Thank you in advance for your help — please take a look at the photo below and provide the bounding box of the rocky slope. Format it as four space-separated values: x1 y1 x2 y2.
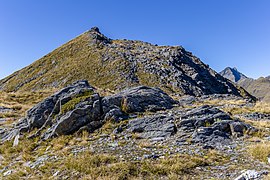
0 27 250 98
1 28 269 179
0 80 269 179
220 67 270 102
0 80 254 144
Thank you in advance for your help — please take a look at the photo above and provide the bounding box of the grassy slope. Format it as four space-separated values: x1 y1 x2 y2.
0 32 138 93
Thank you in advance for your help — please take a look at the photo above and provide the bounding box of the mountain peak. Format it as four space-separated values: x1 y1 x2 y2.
90 26 100 33
220 67 248 83
0 29 252 99
87 26 111 45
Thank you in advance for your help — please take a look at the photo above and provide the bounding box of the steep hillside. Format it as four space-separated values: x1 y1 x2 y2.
0 27 250 98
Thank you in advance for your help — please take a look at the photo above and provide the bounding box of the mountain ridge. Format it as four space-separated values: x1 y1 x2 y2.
220 67 270 102
0 27 252 99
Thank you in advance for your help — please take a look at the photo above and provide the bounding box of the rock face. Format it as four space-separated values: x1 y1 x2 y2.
27 80 95 130
174 105 256 145
0 27 251 99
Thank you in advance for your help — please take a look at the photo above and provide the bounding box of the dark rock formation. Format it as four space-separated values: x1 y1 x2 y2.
27 80 95 129
177 105 232 131
0 80 256 149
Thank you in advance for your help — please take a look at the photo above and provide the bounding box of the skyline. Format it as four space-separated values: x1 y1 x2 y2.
1 0 270 79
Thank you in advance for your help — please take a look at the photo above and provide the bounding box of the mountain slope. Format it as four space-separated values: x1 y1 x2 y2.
220 67 270 101
0 27 251 98
238 77 270 101
219 67 248 83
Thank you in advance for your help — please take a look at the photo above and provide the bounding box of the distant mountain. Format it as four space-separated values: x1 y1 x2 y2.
239 77 270 102
220 67 270 102
219 67 248 83
0 27 251 98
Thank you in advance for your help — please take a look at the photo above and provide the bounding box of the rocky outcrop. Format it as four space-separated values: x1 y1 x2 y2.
0 81 177 142
0 81 256 148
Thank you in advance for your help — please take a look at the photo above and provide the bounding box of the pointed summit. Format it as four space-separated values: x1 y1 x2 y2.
87 26 111 45
90 26 100 33
0 28 252 99
220 67 248 83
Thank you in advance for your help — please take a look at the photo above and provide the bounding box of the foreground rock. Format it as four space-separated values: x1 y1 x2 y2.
234 170 268 180
102 86 177 114
0 81 177 141
0 80 257 150
128 115 177 139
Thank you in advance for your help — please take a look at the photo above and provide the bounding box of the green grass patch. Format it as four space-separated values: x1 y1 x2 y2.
60 90 94 114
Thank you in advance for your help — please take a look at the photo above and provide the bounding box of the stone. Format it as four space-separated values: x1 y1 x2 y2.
0 106 13 113
103 107 127 122
234 170 267 180
127 115 176 139
3 170 12 177
102 86 176 114
42 95 102 139
230 121 254 137
27 80 94 129
13 134 19 147
178 105 232 130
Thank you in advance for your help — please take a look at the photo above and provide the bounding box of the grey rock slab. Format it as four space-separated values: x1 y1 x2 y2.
234 170 267 180
127 115 176 139
102 86 177 114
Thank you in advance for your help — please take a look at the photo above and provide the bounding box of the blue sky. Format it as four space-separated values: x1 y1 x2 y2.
0 0 269 79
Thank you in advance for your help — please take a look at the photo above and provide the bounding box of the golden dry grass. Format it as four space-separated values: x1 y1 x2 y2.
221 101 270 115
247 141 270 163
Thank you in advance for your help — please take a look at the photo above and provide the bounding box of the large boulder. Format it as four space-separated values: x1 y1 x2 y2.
127 115 177 140
42 93 102 139
27 80 94 129
102 86 177 115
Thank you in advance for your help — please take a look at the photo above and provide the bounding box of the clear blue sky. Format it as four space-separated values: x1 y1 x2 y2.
1 0 270 79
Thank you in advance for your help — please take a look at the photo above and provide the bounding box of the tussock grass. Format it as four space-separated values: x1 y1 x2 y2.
222 102 270 115
247 141 270 163
199 99 247 106
62 151 214 179
0 91 54 126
